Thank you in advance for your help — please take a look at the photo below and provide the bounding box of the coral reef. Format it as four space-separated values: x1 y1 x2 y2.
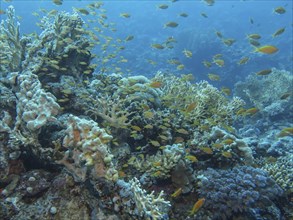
0 5 291 220
0 5 93 80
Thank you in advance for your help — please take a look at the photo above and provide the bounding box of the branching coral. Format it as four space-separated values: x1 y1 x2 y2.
129 177 171 219
129 144 185 179
23 11 94 78
1 6 93 80
85 94 134 128
154 71 245 126
262 154 293 194
0 6 23 73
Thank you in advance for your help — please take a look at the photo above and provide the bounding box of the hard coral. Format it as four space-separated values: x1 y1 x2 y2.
129 177 171 220
262 154 293 194
154 72 244 126
129 144 185 179
61 115 118 182
235 68 293 119
196 166 283 219
0 6 23 73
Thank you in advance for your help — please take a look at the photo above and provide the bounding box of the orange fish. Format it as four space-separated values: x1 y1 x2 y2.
245 107 259 115
253 45 278 54
186 102 197 112
190 198 205 215
149 81 162 88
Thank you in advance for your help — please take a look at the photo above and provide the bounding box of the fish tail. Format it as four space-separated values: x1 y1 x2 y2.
251 46 258 53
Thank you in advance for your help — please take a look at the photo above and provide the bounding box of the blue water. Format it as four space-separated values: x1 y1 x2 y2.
1 0 292 87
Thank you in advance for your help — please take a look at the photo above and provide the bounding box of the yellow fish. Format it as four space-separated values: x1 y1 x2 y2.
222 38 236 46
185 155 198 163
202 60 212 68
120 13 131 18
149 81 162 88
183 49 192 58
222 151 232 158
179 13 188 17
238 57 250 65
245 107 259 115
274 6 286 14
52 0 63 5
246 34 261 39
171 188 183 198
201 12 208 18
151 44 165 49
157 4 169 9
272 27 285 38
208 73 220 81
221 87 231 96
186 102 197 112
256 69 272 76
213 59 225 67
164 21 179 28
277 127 293 137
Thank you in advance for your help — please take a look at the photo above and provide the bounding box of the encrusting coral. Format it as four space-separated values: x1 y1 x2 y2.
60 115 118 182
0 70 60 160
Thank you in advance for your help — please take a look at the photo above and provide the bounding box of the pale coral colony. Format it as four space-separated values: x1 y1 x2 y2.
0 3 292 220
